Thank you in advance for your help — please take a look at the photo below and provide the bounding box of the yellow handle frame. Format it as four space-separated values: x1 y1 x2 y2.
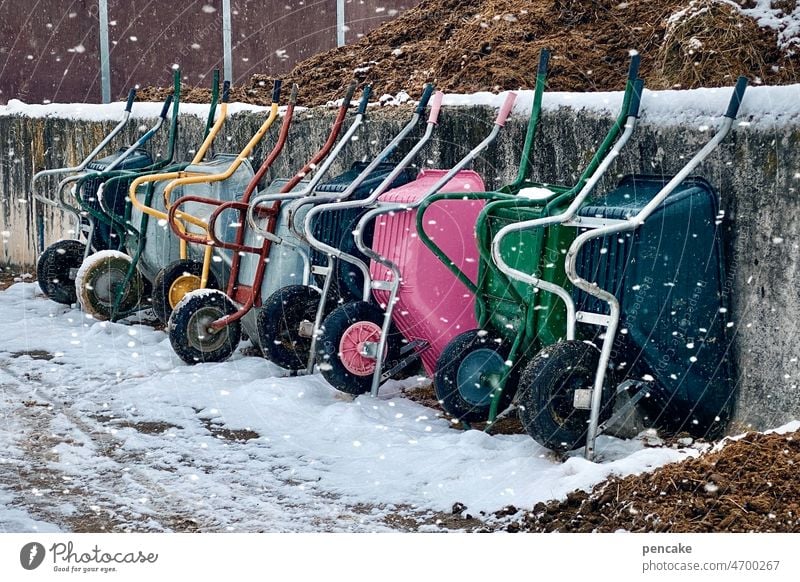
167 102 280 265
128 100 230 230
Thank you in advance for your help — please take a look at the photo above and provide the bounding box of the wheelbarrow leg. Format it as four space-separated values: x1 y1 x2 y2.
306 254 337 374
83 215 97 260
369 272 400 397
584 297 621 460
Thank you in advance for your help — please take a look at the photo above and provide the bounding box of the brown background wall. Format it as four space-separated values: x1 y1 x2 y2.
0 0 418 104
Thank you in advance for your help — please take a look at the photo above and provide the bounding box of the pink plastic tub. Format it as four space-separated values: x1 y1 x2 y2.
370 169 486 375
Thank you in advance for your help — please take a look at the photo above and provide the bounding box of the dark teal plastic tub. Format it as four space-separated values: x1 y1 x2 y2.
574 174 735 434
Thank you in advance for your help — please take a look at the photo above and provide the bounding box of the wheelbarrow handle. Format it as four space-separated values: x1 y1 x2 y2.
495 92 517 127
726 76 748 119
272 79 283 104
428 91 444 125
415 83 435 115
538 48 550 76
357 85 372 115
289 83 299 105
628 79 645 118
159 93 174 119
222 80 231 103
125 88 137 112
627 52 641 81
343 80 358 105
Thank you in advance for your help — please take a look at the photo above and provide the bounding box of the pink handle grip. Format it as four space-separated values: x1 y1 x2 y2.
495 92 517 126
428 91 444 125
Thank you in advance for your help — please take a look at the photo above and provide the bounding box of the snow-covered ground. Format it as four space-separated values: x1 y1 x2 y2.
0 281 707 532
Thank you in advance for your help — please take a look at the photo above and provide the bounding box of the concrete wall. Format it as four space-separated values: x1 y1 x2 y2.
0 105 798 432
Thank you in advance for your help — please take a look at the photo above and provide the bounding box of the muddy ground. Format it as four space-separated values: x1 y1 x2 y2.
478 429 800 532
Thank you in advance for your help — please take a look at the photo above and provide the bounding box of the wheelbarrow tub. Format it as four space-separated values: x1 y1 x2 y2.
370 169 486 376
574 174 734 434
84 148 153 251
309 162 413 302
239 177 308 304
477 188 573 350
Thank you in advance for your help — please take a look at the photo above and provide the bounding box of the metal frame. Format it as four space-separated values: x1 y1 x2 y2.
31 88 137 253
164 80 283 289
65 91 175 260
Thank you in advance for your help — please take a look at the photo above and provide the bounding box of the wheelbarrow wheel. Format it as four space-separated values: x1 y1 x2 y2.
433 329 516 423
517 340 615 452
316 301 403 395
76 251 144 321
152 259 219 325
36 239 86 305
168 289 241 365
259 285 332 371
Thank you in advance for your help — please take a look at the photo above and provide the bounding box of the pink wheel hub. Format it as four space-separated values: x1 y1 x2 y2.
338 321 385 376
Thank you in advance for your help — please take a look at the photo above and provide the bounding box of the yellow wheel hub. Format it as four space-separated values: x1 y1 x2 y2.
169 274 202 309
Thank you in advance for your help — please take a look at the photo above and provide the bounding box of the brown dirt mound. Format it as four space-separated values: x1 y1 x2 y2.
501 429 800 532
139 0 797 107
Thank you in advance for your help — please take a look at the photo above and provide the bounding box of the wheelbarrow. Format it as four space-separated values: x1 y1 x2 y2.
252 84 437 371
69 70 183 260
422 53 643 424
497 77 747 460
31 87 143 304
74 80 280 323
313 91 517 396
145 80 286 323
77 70 221 274
70 72 222 322
164 83 378 364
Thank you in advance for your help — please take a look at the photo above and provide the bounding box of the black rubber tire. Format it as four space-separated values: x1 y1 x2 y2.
517 340 615 452
152 259 220 325
168 290 241 365
316 301 403 395
258 285 333 371
36 239 86 305
433 329 517 423
76 252 144 321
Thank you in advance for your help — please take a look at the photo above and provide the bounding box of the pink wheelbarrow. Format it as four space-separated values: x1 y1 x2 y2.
313 92 518 395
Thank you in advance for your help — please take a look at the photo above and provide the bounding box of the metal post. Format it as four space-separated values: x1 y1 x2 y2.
98 0 111 103
222 0 233 82
336 0 345 46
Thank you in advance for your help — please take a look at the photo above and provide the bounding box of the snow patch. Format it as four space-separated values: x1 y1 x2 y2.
442 82 800 128
0 99 296 122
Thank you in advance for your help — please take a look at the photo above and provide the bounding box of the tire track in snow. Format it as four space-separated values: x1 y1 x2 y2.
0 354 404 532
0 361 206 531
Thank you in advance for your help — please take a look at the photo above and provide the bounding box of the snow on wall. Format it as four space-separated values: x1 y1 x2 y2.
3 82 800 127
